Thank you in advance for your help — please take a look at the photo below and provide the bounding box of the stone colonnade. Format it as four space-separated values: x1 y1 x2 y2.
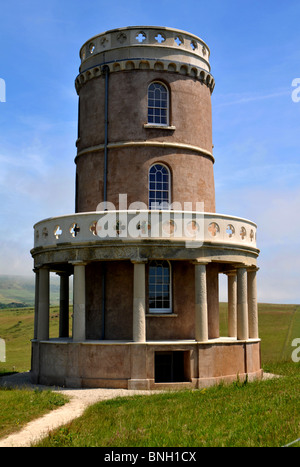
33 261 259 343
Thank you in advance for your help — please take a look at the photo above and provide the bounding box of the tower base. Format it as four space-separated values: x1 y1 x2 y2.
31 338 262 389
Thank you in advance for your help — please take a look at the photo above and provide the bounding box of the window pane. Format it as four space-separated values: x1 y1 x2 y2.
156 171 162 181
149 163 170 210
148 260 171 312
148 82 169 126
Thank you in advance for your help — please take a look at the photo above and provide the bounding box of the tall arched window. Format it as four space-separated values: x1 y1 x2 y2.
148 82 169 126
149 163 171 210
149 260 172 314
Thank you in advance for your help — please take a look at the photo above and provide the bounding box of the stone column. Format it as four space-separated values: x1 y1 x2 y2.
33 268 39 340
194 261 208 342
72 262 86 342
227 271 237 338
57 272 70 338
237 267 249 340
248 268 259 339
132 260 146 342
37 267 50 341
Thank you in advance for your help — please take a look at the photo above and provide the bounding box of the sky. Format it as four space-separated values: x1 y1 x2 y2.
0 0 300 304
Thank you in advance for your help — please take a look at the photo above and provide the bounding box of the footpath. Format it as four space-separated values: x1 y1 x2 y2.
0 372 156 447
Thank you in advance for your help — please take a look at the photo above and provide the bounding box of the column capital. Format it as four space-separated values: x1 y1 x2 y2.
131 257 148 264
247 266 259 272
70 260 88 266
56 271 72 277
224 270 237 277
192 259 209 265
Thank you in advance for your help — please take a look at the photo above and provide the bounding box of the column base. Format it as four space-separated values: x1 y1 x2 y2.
128 379 150 390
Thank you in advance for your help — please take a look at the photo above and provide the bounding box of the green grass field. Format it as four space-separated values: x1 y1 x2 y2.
0 303 299 446
36 362 299 447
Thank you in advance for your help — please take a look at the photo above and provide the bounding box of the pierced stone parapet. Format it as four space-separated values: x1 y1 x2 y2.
75 26 215 94
32 211 257 251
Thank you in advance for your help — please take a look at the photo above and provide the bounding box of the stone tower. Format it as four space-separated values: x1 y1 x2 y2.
31 27 262 389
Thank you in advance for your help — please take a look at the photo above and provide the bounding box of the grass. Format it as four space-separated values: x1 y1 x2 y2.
35 362 299 447
0 302 299 446
0 306 71 439
219 302 300 362
0 388 68 439
0 306 72 373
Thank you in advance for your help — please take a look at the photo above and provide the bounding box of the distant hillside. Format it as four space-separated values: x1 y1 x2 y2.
0 274 61 308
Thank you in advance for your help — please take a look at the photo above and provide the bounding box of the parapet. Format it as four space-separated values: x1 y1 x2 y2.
76 26 215 93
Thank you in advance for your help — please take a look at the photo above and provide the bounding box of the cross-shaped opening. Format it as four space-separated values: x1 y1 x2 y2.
155 33 165 44
137 221 151 235
174 36 183 46
240 227 246 240
226 224 235 238
187 220 199 237
54 226 62 239
136 32 146 43
70 223 80 237
162 219 176 235
114 221 126 235
89 221 98 236
208 222 219 237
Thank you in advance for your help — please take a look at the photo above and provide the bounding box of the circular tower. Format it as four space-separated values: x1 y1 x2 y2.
31 27 261 389
75 26 215 213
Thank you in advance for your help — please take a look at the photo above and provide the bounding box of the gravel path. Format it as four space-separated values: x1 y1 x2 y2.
0 372 157 447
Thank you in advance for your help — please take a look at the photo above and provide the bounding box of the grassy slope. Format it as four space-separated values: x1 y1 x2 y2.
0 303 299 446
36 362 300 447
0 275 61 306
0 306 71 372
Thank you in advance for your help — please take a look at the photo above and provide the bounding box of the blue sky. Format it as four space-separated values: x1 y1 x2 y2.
0 0 300 303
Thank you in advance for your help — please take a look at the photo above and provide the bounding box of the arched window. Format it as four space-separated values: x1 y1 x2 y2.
149 260 172 313
149 163 171 210
148 82 169 126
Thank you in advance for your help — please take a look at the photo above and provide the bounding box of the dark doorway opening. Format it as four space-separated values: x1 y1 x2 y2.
154 351 190 383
